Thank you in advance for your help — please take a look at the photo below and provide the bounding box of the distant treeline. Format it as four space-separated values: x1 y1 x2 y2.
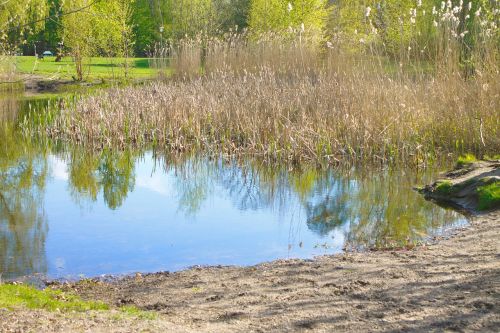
2 1 497 56
1 0 498 81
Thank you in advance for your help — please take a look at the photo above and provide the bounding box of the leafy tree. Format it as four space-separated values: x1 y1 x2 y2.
168 0 217 38
93 0 135 76
61 0 135 80
131 0 160 55
19 0 62 56
213 0 251 31
130 0 251 55
44 0 63 52
248 0 287 33
0 0 48 54
60 0 96 80
248 0 329 39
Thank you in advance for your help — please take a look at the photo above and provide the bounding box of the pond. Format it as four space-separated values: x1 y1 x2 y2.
1 96 468 280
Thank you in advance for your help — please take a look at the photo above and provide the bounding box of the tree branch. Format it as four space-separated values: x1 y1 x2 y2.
5 0 102 32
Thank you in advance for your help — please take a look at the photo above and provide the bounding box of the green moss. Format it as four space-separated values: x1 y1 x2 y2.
0 284 109 312
477 181 500 210
456 153 477 168
435 180 455 195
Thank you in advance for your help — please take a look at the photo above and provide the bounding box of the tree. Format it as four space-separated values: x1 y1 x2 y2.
130 0 251 55
44 0 63 52
131 0 160 56
212 0 251 32
329 0 417 56
168 0 217 38
248 0 287 33
24 0 63 55
94 0 135 77
0 0 48 54
61 0 135 80
248 0 329 39
60 0 96 80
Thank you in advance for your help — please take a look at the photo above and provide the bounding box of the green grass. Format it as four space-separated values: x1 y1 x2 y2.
119 305 157 320
14 56 159 80
456 154 477 168
435 180 455 195
0 283 156 319
483 154 500 161
0 284 108 312
477 181 500 211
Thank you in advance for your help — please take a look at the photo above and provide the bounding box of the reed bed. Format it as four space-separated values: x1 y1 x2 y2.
26 50 498 166
24 2 500 166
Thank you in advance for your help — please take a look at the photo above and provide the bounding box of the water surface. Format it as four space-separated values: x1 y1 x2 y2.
0 96 468 280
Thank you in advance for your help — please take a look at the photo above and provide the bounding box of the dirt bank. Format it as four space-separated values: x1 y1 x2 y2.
0 209 497 332
21 74 147 95
419 160 499 211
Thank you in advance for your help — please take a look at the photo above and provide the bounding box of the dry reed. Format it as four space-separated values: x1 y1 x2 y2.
27 50 498 166
24 6 500 166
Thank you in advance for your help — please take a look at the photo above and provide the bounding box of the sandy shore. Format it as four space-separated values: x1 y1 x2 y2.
1 208 498 332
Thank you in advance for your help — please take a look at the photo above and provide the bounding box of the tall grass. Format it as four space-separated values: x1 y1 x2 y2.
0 55 24 92
24 4 499 166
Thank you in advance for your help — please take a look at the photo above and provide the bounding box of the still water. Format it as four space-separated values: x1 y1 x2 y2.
1 97 467 280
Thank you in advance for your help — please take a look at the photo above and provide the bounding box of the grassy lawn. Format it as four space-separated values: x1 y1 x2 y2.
14 56 160 80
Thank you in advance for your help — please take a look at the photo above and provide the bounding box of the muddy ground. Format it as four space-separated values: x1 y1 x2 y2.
1 163 499 333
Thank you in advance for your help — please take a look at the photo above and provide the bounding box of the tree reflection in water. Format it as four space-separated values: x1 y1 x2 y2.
300 168 462 249
67 148 135 210
152 156 464 248
0 97 48 279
